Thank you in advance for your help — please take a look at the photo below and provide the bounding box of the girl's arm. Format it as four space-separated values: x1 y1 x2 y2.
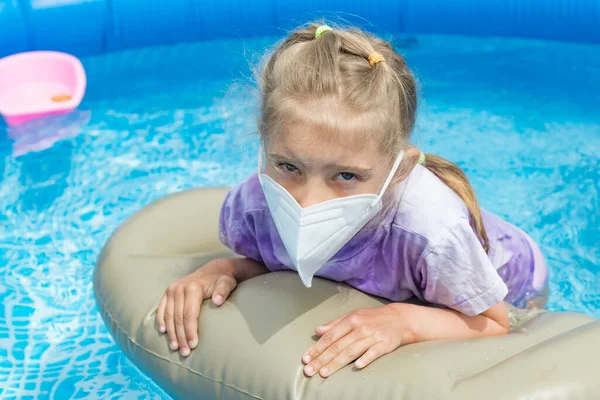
225 257 271 283
399 301 509 344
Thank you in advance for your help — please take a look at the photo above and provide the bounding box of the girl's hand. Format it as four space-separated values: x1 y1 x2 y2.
301 304 416 378
301 301 509 378
155 258 238 357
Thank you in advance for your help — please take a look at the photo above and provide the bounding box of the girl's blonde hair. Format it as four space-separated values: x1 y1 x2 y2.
257 22 490 252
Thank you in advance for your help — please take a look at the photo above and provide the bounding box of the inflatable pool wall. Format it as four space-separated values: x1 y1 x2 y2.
1 0 599 58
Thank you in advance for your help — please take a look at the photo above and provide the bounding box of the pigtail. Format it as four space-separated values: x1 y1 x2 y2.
421 154 490 253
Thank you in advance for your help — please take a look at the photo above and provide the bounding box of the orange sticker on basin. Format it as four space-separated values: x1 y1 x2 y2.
51 94 72 102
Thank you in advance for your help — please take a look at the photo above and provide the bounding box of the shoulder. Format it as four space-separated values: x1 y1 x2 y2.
224 173 268 212
220 173 269 236
391 165 472 248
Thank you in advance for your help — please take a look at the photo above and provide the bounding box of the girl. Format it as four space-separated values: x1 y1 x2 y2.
155 23 548 378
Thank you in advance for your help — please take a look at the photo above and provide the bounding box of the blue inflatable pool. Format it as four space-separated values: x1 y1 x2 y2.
1 0 599 58
2 2 599 399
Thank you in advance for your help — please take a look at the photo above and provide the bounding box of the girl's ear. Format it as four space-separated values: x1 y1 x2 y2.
390 146 420 186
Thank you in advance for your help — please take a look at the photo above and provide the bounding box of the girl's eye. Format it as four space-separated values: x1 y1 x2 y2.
337 172 357 181
278 162 299 173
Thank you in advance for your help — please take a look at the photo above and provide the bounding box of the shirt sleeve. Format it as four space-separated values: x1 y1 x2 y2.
218 184 264 264
420 217 508 316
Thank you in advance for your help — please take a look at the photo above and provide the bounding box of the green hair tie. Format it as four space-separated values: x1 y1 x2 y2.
418 151 426 165
315 25 333 39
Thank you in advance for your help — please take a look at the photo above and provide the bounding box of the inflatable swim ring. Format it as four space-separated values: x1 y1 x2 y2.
94 187 600 399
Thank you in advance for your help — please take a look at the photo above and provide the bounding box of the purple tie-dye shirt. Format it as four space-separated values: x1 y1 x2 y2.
219 165 547 316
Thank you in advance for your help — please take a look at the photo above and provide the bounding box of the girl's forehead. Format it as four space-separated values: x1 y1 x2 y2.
274 96 389 143
264 96 396 168
267 119 383 170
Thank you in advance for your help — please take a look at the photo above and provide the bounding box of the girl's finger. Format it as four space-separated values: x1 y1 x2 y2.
164 291 178 351
355 342 390 369
211 275 237 306
302 316 352 365
304 331 364 377
315 313 348 336
320 336 376 378
174 286 190 356
155 293 167 333
183 283 203 350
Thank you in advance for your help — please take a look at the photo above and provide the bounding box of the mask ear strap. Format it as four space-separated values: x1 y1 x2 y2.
257 146 264 174
378 150 405 197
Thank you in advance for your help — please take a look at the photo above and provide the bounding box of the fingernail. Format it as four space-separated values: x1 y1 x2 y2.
170 341 178 350
355 360 364 368
189 339 198 349
180 347 190 357
305 365 314 376
214 295 223 304
320 368 328 377
302 354 311 363
159 325 165 333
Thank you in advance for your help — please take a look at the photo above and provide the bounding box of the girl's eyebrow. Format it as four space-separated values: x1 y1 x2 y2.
324 163 373 175
268 153 305 167
268 153 373 175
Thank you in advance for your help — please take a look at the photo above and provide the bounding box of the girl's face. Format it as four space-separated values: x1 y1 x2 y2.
264 118 400 208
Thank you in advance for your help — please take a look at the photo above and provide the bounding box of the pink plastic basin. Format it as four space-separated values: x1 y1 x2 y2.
0 51 86 126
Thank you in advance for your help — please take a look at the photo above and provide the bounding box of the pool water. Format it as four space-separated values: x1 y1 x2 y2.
0 34 598 398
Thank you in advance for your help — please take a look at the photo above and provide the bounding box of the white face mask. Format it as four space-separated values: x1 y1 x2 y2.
258 148 404 288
